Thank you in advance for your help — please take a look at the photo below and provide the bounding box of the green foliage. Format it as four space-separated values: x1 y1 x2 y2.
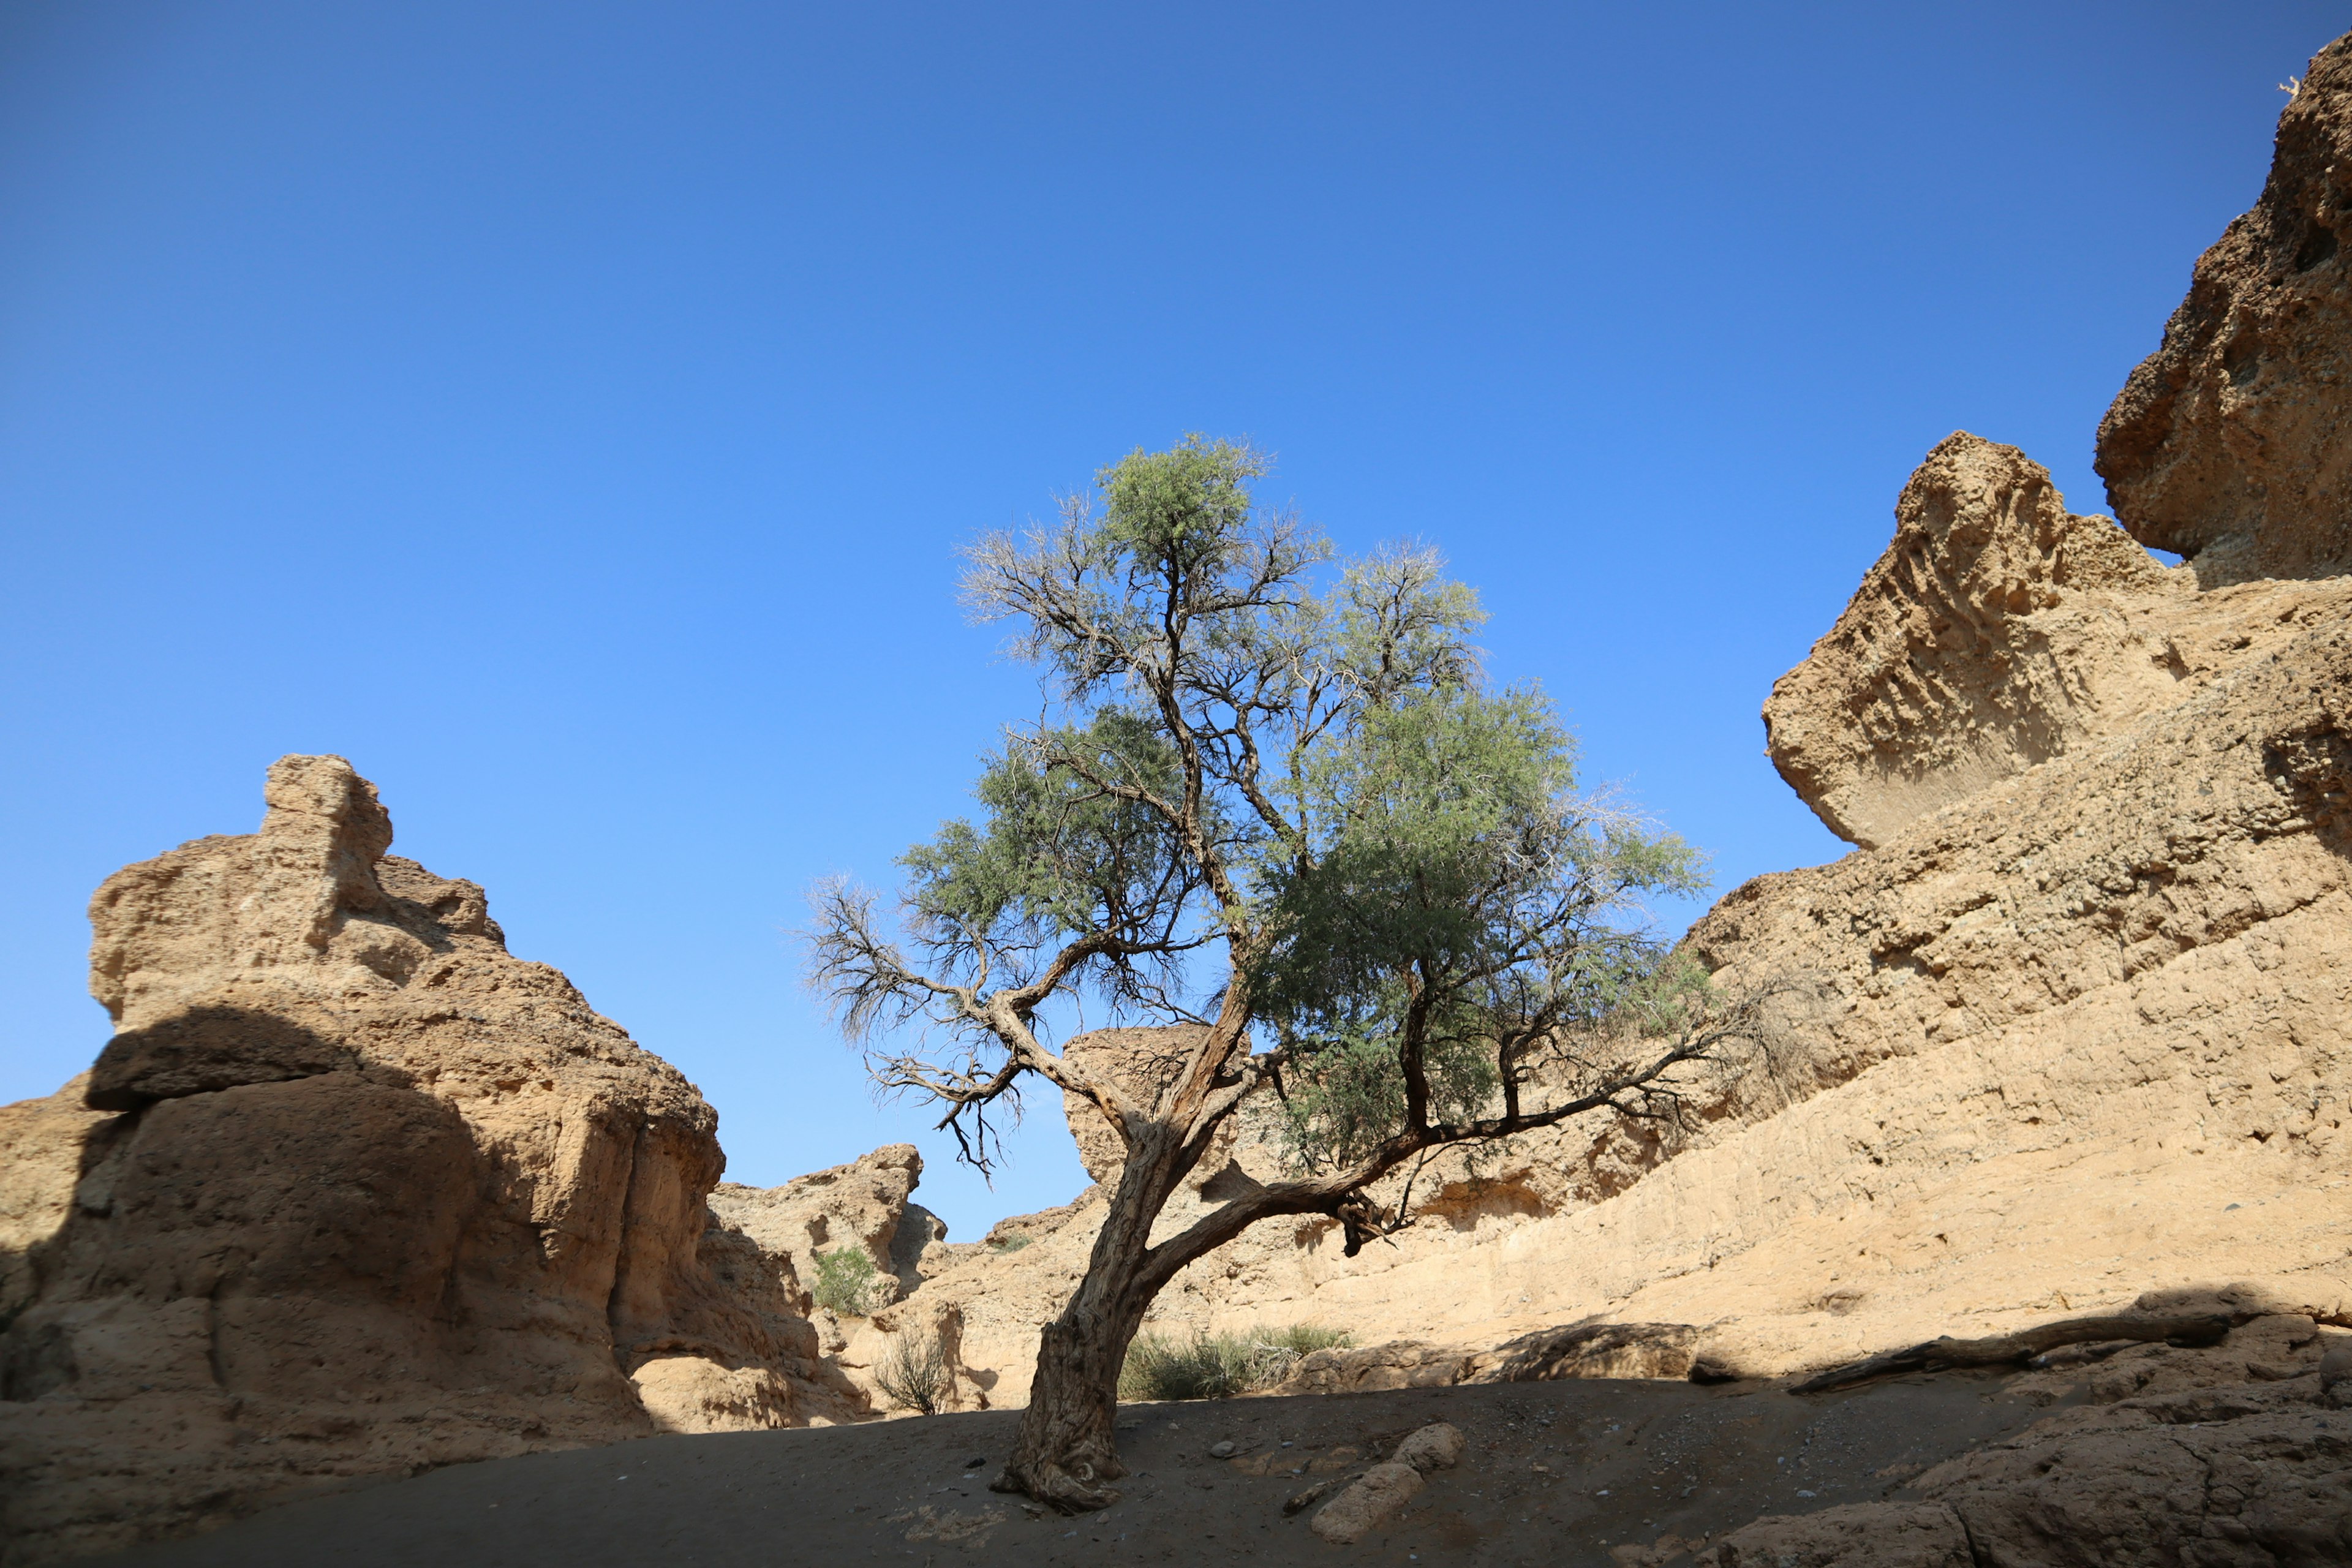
1096 435 1267 561
875 1329 951 1414
1256 679 1708 1171
811 1246 883 1317
987 1233 1035 1253
1117 1324 1356 1402
895 710 1206 1008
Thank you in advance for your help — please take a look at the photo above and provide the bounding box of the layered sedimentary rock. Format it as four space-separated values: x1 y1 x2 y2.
1760 433 2179 849
2098 34 2352 582
0 757 854 1566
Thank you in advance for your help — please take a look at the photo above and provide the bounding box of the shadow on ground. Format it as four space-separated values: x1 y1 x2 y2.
89 1373 2064 1567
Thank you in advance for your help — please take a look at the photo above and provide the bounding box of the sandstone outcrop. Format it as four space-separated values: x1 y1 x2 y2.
2098 34 2352 582
0 756 856 1566
1760 433 2180 849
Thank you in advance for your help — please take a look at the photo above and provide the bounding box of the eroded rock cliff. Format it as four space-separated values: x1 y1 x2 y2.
0 757 856 1566
2098 33 2352 582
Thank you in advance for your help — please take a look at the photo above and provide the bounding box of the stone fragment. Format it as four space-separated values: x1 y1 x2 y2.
1389 1421 1465 1473
1309 1461 1424 1544
1694 1504 1972 1568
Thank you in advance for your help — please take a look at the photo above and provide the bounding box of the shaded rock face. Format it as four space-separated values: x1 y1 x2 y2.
2097 36 2352 582
0 756 848 1566
1694 1315 2352 1568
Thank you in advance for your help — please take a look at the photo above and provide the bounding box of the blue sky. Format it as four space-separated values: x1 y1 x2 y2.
2 2 2339 1238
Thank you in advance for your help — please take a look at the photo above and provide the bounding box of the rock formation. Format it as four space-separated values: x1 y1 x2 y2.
0 756 858 1566
1759 433 2180 849
2098 34 2352 583
1692 1312 2351 1567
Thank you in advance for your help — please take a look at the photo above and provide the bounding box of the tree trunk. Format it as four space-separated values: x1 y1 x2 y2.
990 1129 1176 1511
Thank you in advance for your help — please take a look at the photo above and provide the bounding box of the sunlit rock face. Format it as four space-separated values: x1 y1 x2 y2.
2098 32 2352 584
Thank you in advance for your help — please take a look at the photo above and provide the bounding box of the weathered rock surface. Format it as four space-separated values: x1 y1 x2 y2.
1057 1025 1221 1184
2098 36 2352 582
0 756 856 1566
1694 1316 2352 1568
704 1147 983 1413
708 1144 945 1307
1308 1460 1423 1544
1761 432 2184 849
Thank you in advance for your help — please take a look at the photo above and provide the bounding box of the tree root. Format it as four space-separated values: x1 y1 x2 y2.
990 1460 1122 1512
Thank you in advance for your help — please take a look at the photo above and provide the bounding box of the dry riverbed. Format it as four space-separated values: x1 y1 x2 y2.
92 1373 2065 1567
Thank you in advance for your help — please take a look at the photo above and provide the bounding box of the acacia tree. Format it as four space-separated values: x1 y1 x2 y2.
807 437 1765 1510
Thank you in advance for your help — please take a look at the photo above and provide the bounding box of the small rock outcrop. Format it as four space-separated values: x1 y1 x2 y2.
1057 1024 1216 1183
1761 432 2179 848
0 756 852 1566
708 1144 946 1307
1696 1315 2352 1567
2097 35 2352 582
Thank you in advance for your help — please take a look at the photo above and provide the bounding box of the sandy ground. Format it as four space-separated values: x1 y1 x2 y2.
89 1373 2065 1567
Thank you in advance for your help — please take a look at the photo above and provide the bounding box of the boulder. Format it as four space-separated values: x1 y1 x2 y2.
1695 1504 1973 1568
0 756 853 1566
2098 35 2352 582
1389 1420 1465 1473
1309 1460 1425 1544
1057 1024 1215 1183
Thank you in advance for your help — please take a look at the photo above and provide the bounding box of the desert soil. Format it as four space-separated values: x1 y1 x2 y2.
87 1373 2063 1567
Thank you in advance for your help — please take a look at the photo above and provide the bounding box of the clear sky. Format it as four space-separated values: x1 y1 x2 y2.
2 2 2340 1240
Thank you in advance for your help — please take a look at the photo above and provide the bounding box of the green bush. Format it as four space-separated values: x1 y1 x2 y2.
986 1234 1033 1253
810 1246 882 1317
875 1329 951 1414
1117 1323 1354 1401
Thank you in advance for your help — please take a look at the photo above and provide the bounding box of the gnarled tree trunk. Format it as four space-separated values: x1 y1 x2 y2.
990 1123 1180 1510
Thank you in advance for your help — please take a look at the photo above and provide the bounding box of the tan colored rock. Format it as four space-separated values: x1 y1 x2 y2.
1058 1024 1218 1183
1696 1504 1972 1568
1309 1460 1424 1544
1389 1420 1464 1473
1761 432 2182 848
0 756 853 1565
709 1144 945 1307
2098 35 2352 582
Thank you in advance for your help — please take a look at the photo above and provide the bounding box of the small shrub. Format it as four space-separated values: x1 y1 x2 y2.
987 1234 1033 1253
811 1246 883 1317
875 1329 951 1414
1117 1323 1354 1401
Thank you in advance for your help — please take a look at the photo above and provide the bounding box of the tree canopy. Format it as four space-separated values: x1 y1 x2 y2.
809 434 1711 1185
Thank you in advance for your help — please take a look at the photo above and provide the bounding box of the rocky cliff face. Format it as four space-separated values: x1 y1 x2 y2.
0 757 857 1566
2098 34 2352 582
